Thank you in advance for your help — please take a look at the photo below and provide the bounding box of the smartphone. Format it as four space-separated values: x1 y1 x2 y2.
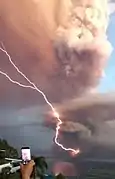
21 147 31 164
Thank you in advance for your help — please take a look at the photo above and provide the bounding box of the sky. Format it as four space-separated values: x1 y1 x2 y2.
98 13 115 92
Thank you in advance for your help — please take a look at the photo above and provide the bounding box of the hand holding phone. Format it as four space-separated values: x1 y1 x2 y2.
20 160 35 179
21 147 31 164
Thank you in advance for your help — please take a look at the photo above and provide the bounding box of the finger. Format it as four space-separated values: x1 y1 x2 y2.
32 160 35 166
29 160 35 166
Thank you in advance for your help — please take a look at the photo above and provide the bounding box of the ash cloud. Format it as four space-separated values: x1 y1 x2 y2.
54 0 112 97
0 0 113 104
0 0 115 164
44 93 115 158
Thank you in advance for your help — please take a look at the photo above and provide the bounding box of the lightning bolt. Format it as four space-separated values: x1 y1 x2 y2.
0 44 80 155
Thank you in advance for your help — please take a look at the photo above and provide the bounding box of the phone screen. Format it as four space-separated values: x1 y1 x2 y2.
21 147 31 164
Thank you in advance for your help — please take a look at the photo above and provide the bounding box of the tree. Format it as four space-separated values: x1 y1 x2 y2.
34 156 48 178
0 139 18 161
0 138 19 179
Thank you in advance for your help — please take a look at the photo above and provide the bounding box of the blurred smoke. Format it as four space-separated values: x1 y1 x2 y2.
54 0 112 98
53 161 77 176
0 0 113 103
109 0 115 14
43 93 115 158
0 0 115 164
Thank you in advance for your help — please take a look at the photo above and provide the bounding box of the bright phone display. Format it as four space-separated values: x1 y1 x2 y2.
21 147 31 164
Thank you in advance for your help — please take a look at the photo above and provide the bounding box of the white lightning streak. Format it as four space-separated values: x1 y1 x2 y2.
0 71 35 89
0 45 80 155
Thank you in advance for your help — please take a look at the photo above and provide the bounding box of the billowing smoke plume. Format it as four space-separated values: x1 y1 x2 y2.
54 0 112 96
0 1 115 174
0 0 113 102
0 0 115 163
43 92 115 158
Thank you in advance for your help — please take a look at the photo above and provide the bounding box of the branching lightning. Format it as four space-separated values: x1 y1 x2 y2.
0 44 80 155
